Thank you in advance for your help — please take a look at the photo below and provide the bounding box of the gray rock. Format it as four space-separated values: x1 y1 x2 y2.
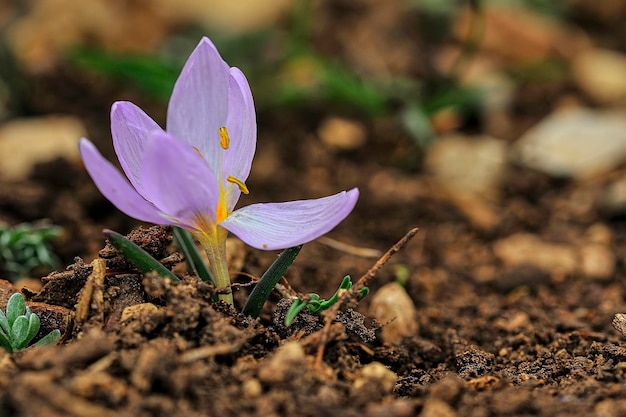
513 108 626 178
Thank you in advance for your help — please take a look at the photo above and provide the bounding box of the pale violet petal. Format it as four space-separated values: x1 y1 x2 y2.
79 139 165 225
139 131 220 228
222 68 257 211
220 189 359 250
167 37 230 177
111 101 163 195
223 68 256 182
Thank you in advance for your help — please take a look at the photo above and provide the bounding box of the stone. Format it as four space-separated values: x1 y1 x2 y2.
257 341 306 383
513 108 626 178
352 362 397 393
0 116 85 181
369 282 418 344
317 117 367 151
425 135 507 230
579 243 615 280
426 135 507 198
573 48 626 105
419 398 458 417
493 233 578 277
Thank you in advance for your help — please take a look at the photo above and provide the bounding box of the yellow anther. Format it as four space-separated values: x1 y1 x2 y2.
227 175 249 194
219 126 230 150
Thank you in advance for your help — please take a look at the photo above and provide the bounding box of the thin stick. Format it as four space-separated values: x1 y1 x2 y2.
317 236 382 258
313 228 419 367
352 227 419 293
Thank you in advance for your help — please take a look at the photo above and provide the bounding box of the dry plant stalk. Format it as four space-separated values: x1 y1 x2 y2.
314 228 419 367
75 259 106 325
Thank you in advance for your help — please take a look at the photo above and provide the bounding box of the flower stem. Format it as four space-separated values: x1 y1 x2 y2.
195 228 233 305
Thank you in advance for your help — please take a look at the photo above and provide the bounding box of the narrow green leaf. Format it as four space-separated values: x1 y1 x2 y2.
359 287 370 300
318 275 352 310
285 298 308 327
103 229 180 282
32 329 61 348
242 245 302 318
6 293 25 326
172 227 215 285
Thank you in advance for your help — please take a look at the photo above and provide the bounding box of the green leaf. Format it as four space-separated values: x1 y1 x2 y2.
172 227 215 285
284 276 370 326
242 245 302 318
17 312 41 350
6 293 25 326
0 309 10 336
103 229 180 282
31 329 61 348
0 328 13 354
11 316 29 350
285 298 308 327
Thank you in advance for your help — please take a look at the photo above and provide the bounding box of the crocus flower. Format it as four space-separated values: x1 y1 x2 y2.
79 37 359 304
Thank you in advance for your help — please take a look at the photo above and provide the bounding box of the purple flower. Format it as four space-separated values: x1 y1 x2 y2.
79 37 358 302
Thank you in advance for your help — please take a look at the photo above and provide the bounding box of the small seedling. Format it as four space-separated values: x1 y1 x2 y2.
0 293 61 354
285 275 369 326
0 222 61 281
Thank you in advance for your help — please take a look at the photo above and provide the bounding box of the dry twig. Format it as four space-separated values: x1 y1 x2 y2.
313 228 419 367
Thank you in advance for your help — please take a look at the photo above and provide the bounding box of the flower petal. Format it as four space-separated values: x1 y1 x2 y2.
111 101 163 195
139 131 220 228
222 68 257 211
220 188 359 250
79 139 164 224
223 68 256 182
167 37 230 176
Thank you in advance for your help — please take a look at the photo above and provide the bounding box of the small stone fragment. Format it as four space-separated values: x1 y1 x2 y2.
369 282 419 344
572 48 626 105
352 362 397 393
318 117 367 151
419 398 458 417
241 378 262 398
257 341 306 383
579 243 615 280
120 303 159 323
426 135 507 198
513 108 626 178
493 233 578 277
0 116 85 181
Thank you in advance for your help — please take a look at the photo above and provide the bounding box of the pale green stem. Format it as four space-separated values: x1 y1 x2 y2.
194 228 233 305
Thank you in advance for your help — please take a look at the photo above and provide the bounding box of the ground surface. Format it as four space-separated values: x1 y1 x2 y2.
2 2 626 416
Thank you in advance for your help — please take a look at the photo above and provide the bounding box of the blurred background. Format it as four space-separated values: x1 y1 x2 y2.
0 0 625 296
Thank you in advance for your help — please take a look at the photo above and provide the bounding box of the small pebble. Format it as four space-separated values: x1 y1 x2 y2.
369 282 419 344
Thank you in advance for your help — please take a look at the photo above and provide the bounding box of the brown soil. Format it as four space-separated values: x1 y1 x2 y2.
2 114 626 416
2 3 626 417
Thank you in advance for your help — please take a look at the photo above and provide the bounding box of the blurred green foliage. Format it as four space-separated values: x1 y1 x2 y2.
66 0 570 150
68 47 180 101
0 222 61 281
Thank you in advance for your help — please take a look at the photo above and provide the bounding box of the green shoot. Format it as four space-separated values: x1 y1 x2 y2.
0 293 61 354
285 275 369 326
